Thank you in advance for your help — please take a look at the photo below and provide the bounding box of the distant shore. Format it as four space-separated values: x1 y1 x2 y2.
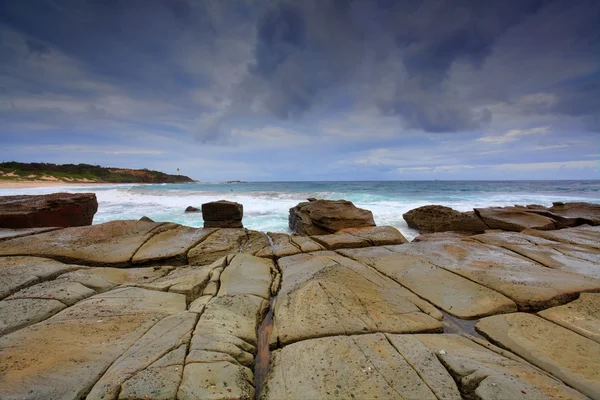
0 180 123 189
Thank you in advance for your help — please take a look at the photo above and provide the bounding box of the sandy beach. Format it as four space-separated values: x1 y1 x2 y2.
0 180 120 189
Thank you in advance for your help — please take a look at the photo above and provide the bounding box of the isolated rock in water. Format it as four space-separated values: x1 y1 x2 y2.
184 206 199 213
403 205 488 233
201 200 243 228
0 193 98 228
289 199 375 235
475 206 556 232
138 215 154 222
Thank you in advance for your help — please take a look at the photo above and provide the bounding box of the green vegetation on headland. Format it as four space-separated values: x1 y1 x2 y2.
0 162 195 184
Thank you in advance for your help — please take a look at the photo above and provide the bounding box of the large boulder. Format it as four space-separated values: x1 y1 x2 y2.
289 199 375 235
0 193 97 228
201 200 243 228
403 205 488 233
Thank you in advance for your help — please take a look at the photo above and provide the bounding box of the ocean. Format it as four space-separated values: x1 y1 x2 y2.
3 180 599 240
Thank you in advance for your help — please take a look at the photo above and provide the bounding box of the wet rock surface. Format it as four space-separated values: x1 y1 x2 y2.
0 219 599 399
0 192 98 228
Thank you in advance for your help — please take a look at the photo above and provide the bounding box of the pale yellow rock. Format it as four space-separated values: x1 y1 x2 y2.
178 361 254 400
217 254 274 300
0 256 84 299
132 225 216 265
274 252 442 345
0 220 176 267
473 231 600 278
524 225 600 250
538 293 600 343
266 232 302 257
0 287 186 400
383 240 600 311
194 294 268 346
7 280 96 306
262 334 444 400
413 333 587 400
188 295 213 313
188 228 246 265
290 234 324 252
310 232 370 249
87 312 197 399
337 225 408 245
0 298 66 336
476 312 600 399
341 246 517 319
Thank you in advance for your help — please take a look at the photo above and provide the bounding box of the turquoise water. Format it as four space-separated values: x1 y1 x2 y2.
3 180 599 240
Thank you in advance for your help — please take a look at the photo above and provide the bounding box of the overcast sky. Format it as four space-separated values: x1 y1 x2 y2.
0 0 598 181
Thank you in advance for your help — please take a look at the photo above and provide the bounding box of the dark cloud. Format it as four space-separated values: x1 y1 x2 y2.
0 0 599 137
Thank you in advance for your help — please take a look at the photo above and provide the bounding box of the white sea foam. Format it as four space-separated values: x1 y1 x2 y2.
2 181 598 241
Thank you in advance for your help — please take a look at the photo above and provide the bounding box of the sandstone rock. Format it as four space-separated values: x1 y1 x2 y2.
274 252 442 345
87 312 197 399
7 280 96 306
263 232 302 258
184 206 200 212
188 333 255 367
0 298 66 336
524 225 600 250
178 361 254 400
476 312 600 399
289 199 375 235
403 205 488 233
412 231 473 242
475 206 557 231
340 246 517 319
187 228 247 265
0 192 98 228
188 294 213 313
337 225 408 245
0 256 83 299
261 333 584 400
290 234 324 252
132 225 216 265
57 265 173 293
411 333 587 400
380 239 600 311
549 202 600 225
0 287 186 400
472 230 600 278
194 294 268 347
310 232 371 249
0 227 61 242
217 254 274 300
202 200 243 228
119 367 182 400
0 220 176 267
538 293 600 343
262 334 444 400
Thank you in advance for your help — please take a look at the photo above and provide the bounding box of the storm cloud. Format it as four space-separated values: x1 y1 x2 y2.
0 0 598 179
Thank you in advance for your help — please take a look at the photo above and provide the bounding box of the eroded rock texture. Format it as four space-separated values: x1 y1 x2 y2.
0 192 98 228
0 220 599 399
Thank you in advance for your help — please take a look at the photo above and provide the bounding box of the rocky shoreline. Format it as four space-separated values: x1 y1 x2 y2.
0 197 599 399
